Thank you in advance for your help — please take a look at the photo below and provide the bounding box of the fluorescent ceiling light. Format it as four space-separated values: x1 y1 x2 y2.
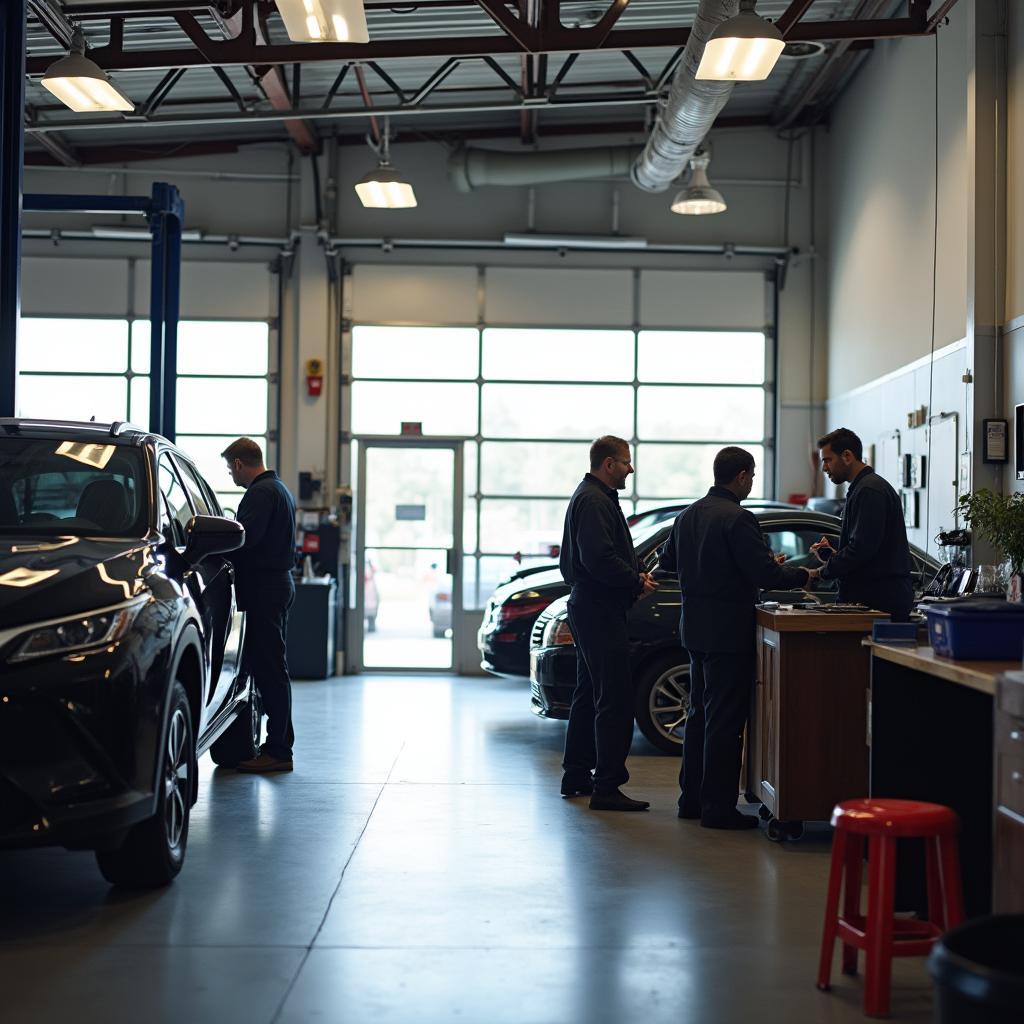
695 0 785 82
503 233 648 250
354 164 417 209
90 225 204 241
41 28 134 112
670 150 727 215
274 0 369 43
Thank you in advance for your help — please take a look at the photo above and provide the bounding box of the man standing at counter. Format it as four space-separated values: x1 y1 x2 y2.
660 447 811 829
813 427 914 620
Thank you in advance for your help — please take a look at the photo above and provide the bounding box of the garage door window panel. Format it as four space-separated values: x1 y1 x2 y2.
638 331 765 384
637 443 766 500
176 378 269 435
176 321 270 376
351 381 479 436
637 386 764 442
482 384 633 440
353 326 479 380
482 329 634 382
18 318 128 373
480 441 591 496
17 374 129 423
479 498 566 554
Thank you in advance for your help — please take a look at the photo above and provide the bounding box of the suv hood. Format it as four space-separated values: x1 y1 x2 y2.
0 535 156 628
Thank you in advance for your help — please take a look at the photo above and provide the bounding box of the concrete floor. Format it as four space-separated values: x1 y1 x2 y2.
0 674 934 1024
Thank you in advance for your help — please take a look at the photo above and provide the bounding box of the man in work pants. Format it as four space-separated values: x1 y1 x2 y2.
559 435 657 812
222 436 298 773
659 446 812 829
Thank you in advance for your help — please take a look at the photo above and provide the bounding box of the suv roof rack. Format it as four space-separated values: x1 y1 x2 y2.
0 418 152 442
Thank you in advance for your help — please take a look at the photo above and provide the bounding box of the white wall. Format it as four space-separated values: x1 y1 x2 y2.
825 7 970 396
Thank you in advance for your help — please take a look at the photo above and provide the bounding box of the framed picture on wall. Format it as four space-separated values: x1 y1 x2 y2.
902 489 919 528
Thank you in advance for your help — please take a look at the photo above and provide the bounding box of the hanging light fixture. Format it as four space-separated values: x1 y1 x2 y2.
40 27 134 112
695 0 785 82
274 0 369 43
354 127 417 209
670 149 727 215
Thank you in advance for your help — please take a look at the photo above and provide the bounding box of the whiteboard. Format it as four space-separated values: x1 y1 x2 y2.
925 415 959 557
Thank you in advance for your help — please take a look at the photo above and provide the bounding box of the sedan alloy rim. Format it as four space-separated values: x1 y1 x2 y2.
649 665 690 744
164 707 189 852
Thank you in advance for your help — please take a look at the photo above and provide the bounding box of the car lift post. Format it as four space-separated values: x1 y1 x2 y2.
0 0 26 421
10 183 185 441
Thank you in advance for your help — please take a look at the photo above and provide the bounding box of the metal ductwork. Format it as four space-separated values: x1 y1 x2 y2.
630 0 739 193
448 145 642 192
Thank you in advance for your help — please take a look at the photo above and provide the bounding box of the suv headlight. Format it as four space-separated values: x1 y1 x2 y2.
541 613 574 647
8 599 146 663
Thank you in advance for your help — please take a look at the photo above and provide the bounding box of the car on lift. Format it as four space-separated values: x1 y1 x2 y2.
0 419 260 887
528 510 941 754
477 501 802 679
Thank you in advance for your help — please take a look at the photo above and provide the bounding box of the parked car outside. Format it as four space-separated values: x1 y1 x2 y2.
478 501 802 679
364 558 379 632
528 509 941 754
0 419 259 887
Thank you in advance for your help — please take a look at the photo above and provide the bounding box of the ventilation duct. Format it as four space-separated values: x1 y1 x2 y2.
448 145 642 192
630 0 739 193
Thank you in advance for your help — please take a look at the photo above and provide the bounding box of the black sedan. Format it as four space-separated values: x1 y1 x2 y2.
528 509 940 754
0 419 260 886
478 501 802 679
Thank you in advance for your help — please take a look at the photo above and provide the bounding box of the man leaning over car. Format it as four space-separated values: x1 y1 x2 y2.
222 437 298 773
659 447 813 829
559 435 658 812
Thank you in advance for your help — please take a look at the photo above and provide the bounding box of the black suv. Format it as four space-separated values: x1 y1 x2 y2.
0 419 261 886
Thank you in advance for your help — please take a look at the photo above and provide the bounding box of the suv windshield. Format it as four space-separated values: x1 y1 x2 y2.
0 438 149 537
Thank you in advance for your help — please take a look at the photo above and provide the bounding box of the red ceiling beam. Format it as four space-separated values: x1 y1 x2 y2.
775 0 818 38
24 18 936 74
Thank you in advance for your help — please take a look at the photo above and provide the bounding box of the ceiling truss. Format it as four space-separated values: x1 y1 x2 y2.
23 0 956 158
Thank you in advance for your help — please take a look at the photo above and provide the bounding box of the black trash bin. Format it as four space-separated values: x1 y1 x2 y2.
927 914 1024 1024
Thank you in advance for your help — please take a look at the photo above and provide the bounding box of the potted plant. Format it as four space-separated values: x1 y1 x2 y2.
957 489 1024 601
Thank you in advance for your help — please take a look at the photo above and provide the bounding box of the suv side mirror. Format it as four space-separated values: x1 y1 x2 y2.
184 515 244 566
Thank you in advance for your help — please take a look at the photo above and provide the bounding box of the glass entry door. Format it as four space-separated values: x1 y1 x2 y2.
355 439 463 670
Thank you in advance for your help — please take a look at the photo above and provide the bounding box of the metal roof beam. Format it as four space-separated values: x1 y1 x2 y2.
25 14 939 74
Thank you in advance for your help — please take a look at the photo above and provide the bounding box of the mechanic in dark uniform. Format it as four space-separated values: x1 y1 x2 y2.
221 437 298 773
812 427 914 620
659 447 812 829
559 435 657 812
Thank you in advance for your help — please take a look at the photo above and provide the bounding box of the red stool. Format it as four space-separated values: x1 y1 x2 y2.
816 798 964 1018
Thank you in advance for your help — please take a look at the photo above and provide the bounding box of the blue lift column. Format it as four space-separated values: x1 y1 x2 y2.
0 0 26 417
147 183 185 442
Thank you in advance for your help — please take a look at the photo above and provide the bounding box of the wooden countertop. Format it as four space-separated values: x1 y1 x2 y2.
756 607 886 633
866 641 1018 696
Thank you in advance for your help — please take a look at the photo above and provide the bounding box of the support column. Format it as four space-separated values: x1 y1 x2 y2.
147 183 184 440
0 0 26 417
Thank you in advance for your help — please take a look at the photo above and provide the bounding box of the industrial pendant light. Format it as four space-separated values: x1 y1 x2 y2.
695 0 785 82
354 128 417 209
41 27 134 112
670 149 727 215
274 0 369 43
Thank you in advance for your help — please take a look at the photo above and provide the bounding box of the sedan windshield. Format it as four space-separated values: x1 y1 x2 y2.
0 438 149 537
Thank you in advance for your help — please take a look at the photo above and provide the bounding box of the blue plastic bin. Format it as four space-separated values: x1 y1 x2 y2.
926 600 1024 660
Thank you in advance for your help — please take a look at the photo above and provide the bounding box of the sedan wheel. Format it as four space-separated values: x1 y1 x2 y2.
634 653 690 755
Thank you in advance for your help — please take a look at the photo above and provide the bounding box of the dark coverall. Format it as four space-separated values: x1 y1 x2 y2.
559 473 644 795
818 466 914 619
229 470 297 760
659 487 807 820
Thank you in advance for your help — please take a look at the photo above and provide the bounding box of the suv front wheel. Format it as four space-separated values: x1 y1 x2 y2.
96 681 193 887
